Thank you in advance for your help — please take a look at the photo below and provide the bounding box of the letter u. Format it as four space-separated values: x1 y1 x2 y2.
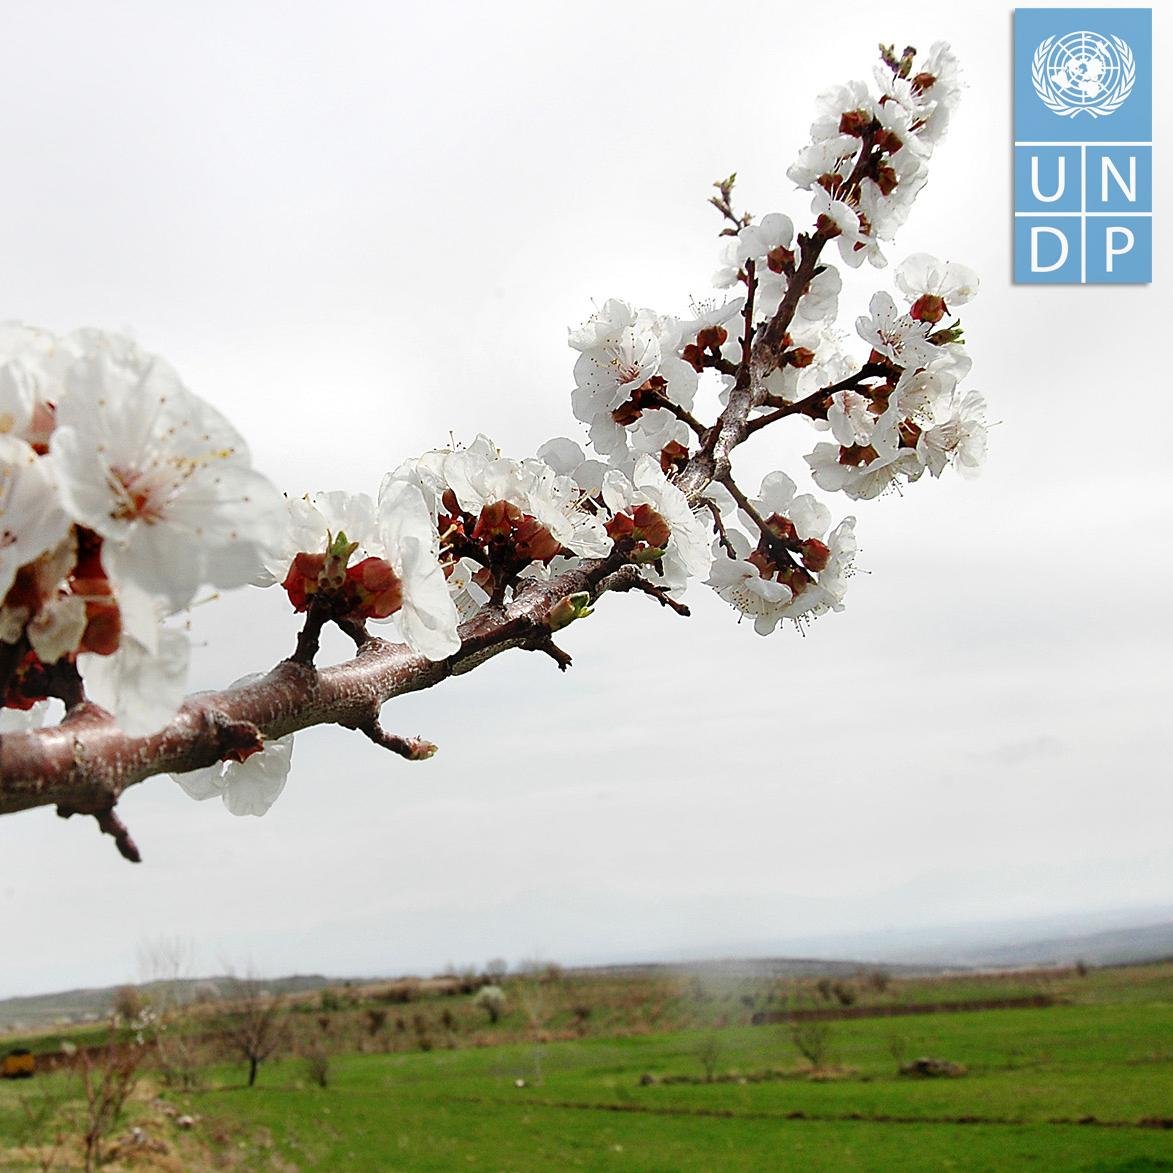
1030 155 1066 203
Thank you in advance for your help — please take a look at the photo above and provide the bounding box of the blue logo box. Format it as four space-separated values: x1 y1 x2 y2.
1014 8 1152 284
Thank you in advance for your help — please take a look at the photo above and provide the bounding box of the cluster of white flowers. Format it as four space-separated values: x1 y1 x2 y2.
261 482 461 661
788 42 962 269
0 325 284 737
568 300 701 460
706 473 857 635
561 44 982 635
806 252 985 500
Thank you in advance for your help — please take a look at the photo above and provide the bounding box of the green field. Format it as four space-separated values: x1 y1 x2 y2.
2 963 1171 1170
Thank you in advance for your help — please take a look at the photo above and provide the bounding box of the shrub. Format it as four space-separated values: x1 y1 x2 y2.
474 985 506 1024
302 1044 330 1088
831 982 857 1007
696 1034 724 1082
790 1020 833 1068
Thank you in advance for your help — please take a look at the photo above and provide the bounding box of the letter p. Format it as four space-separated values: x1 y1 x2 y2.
1105 227 1135 273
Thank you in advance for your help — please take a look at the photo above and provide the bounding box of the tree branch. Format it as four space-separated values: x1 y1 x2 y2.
0 551 629 820
0 193 837 847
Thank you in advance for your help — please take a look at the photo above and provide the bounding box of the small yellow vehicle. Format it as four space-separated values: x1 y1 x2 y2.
1 1048 36 1078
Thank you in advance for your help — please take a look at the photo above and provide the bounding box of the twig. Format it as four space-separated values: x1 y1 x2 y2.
528 636 574 671
56 802 142 864
290 601 330 665
701 498 738 559
601 568 692 617
358 720 438 761
720 476 771 537
746 362 888 435
738 258 757 387
654 397 708 439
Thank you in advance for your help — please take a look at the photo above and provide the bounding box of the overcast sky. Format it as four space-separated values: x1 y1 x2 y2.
1 0 1169 998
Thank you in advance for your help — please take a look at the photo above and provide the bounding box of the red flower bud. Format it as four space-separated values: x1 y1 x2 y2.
282 551 326 612
763 513 798 544
839 109 873 137
800 538 831 573
766 245 795 275
696 325 728 351
660 440 689 475
513 516 562 565
681 343 705 373
909 294 947 323
346 557 404 620
79 597 121 655
472 500 523 543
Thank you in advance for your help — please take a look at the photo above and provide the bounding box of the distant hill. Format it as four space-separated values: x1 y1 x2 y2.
0 973 339 1036
941 921 1173 969
4 916 1170 1038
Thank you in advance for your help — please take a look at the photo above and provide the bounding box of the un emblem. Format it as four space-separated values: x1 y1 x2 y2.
1031 31 1136 119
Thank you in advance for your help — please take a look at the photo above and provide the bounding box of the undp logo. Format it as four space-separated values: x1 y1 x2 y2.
1013 8 1152 285
1031 31 1136 119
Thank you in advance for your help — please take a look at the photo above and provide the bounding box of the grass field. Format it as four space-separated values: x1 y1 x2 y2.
2 963 1170 1170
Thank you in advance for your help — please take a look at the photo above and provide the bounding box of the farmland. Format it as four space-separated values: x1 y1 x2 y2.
1 961 1170 1170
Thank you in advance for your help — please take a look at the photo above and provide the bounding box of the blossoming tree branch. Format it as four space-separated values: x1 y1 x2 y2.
0 44 985 861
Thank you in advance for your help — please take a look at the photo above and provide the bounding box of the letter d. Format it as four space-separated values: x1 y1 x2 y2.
1031 226 1069 273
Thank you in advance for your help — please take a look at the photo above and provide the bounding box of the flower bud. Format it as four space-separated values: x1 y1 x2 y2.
548 591 593 632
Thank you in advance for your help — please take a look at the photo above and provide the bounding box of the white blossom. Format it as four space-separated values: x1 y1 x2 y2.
895 253 979 308
751 472 831 540
827 389 878 447
569 300 696 459
0 436 70 602
171 676 294 817
51 338 284 610
398 438 610 562
806 441 923 501
917 389 987 478
713 214 795 321
0 322 75 446
376 478 461 660
261 490 380 586
602 455 710 589
707 541 795 636
706 513 857 635
856 291 937 370
27 594 87 664
77 581 190 736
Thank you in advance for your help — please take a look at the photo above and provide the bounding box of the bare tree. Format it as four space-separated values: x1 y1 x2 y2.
13 1081 72 1172
696 1034 724 1083
483 958 509 984
789 1019 833 1069
220 974 289 1088
111 985 143 1025
77 1023 147 1173
138 935 202 1090
300 1039 331 1088
515 977 551 1085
